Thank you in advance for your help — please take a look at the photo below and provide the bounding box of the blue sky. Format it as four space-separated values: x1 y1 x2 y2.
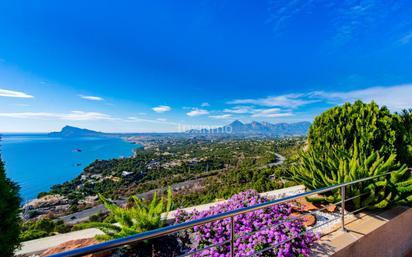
1 0 412 132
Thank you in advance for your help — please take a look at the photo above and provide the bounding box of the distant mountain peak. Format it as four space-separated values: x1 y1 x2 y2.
61 125 79 130
49 126 105 137
229 120 244 126
250 121 262 127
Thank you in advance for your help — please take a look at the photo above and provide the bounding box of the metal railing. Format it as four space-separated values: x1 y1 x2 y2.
47 171 396 257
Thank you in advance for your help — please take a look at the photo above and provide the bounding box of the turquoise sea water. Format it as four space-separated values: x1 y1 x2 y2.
0 134 139 202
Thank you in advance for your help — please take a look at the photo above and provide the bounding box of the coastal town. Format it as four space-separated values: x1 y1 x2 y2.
21 135 302 227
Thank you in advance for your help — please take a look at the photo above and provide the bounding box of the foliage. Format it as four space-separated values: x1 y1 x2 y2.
20 219 71 241
20 230 48 242
170 139 303 208
397 108 412 167
174 164 297 208
42 138 304 213
293 143 411 208
175 190 317 257
74 187 173 241
0 155 21 256
23 138 305 242
291 101 412 209
88 211 109 222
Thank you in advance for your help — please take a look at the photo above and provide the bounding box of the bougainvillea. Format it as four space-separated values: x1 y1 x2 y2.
175 190 318 257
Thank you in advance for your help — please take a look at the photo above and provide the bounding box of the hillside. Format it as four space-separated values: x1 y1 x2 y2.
49 126 106 137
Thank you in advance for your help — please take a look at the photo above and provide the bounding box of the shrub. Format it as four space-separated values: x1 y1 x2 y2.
74 187 173 240
307 101 411 160
291 101 412 209
88 211 108 222
37 192 49 198
19 230 49 242
397 108 412 167
20 218 72 241
0 156 21 256
175 190 317 257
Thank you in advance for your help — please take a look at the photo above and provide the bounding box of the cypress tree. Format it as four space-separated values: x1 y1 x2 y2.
0 154 21 256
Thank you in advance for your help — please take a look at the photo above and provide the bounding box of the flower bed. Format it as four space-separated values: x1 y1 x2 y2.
175 190 318 257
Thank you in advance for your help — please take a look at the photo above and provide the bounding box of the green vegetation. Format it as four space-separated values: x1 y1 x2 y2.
20 219 71 241
397 108 412 167
44 138 303 210
0 155 21 256
22 138 304 242
173 163 296 207
291 101 412 209
74 187 173 240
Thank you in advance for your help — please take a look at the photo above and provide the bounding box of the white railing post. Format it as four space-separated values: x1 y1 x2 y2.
230 216 234 257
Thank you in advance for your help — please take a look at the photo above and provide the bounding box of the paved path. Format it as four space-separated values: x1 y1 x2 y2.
258 153 286 169
58 177 208 224
16 228 105 256
270 153 286 166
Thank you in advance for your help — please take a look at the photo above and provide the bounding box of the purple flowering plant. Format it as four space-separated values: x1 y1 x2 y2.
175 190 318 257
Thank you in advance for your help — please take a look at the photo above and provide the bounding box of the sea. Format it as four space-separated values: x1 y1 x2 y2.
0 134 140 202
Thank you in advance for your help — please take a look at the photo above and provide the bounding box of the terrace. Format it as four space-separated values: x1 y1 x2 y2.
19 171 412 257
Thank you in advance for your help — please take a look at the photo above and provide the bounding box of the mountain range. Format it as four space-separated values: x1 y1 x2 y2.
189 120 311 136
49 121 311 138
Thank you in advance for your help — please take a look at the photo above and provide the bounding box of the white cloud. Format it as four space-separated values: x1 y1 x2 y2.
226 84 412 115
252 111 293 118
186 108 209 117
312 84 412 111
0 88 33 98
0 111 113 121
209 114 232 119
12 103 31 107
0 112 57 119
80 95 104 101
152 105 171 113
228 94 317 108
223 106 293 118
223 106 255 114
63 111 113 121
250 108 293 118
267 0 312 33
201 102 210 107
266 1 406 46
126 116 176 125
254 108 281 114
400 32 412 45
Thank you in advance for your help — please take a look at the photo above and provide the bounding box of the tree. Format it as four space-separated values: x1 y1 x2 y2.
396 109 412 167
307 101 405 161
291 101 412 209
0 155 21 256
